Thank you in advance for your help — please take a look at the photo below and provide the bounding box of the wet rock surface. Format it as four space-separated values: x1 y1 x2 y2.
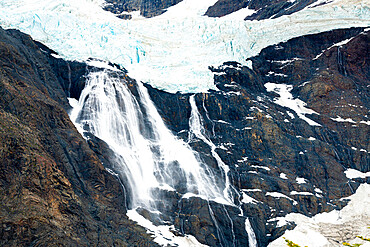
146 27 369 246
0 27 158 247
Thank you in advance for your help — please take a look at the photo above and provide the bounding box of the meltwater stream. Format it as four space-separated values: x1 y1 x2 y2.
69 69 257 246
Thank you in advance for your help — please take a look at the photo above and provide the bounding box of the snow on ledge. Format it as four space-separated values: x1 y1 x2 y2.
265 83 321 126
268 184 370 247
345 168 370 179
127 209 208 247
266 192 298 205
331 116 356 123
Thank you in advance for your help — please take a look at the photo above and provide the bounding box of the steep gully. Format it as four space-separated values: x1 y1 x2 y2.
0 26 369 246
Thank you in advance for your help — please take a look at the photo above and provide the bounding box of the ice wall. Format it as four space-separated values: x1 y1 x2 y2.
0 0 368 93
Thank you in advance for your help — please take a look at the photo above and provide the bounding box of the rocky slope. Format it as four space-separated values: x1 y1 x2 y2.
0 27 158 247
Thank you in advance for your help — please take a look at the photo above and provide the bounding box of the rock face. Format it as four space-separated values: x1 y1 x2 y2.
103 0 183 18
204 0 318 20
0 27 158 247
145 27 369 246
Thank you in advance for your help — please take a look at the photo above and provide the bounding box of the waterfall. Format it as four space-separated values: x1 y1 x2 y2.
189 95 258 247
189 95 234 203
69 69 226 209
69 68 257 246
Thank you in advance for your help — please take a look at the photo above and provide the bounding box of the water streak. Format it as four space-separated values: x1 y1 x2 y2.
189 95 234 203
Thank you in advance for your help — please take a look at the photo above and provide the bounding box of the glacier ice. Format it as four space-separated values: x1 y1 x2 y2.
0 0 369 93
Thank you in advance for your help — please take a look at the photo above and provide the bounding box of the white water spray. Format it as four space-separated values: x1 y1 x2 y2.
70 70 226 209
69 69 258 246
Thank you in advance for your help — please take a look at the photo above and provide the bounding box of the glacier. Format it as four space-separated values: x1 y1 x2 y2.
0 0 369 93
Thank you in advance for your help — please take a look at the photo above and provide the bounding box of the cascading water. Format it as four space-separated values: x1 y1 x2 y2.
70 69 226 209
189 95 234 203
69 67 257 246
189 95 258 247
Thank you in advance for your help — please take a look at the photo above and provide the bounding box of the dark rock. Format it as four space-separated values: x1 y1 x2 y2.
103 0 183 18
205 0 318 20
146 27 369 246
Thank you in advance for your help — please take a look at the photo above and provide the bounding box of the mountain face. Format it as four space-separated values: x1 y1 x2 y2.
1 23 368 246
145 27 369 245
0 0 369 247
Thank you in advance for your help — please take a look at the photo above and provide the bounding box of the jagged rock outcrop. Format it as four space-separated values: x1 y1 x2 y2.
205 0 318 20
103 0 183 18
0 27 158 247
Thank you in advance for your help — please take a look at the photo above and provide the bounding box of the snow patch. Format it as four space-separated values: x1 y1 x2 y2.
268 217 290 227
345 169 370 179
331 116 356 123
359 120 370 125
296 177 306 184
266 192 297 205
127 209 208 247
221 7 256 20
268 184 370 247
251 165 271 171
265 83 321 126
242 191 258 204
280 173 288 179
290 191 314 196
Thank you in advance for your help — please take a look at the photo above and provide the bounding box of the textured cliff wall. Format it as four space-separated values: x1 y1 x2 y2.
0 27 158 247
146 27 369 245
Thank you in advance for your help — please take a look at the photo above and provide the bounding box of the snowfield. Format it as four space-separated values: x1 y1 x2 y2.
0 0 369 93
268 184 370 247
